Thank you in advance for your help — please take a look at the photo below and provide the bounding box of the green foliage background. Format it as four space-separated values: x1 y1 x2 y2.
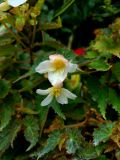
0 0 120 159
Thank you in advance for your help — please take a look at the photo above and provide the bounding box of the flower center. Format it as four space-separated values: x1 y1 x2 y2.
52 59 66 70
52 86 62 97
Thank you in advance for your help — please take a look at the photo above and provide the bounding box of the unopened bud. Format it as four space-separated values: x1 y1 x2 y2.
0 2 10 11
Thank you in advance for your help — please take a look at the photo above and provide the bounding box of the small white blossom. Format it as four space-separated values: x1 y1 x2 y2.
36 84 77 106
7 0 27 7
35 54 78 85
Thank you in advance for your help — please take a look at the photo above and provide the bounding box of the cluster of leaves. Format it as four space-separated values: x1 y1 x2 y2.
0 0 120 160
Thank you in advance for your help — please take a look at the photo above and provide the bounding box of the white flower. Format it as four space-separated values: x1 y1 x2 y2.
36 85 77 106
7 0 27 7
35 54 78 85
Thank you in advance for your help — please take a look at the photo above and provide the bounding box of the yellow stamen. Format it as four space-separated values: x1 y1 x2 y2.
52 86 62 97
52 59 66 70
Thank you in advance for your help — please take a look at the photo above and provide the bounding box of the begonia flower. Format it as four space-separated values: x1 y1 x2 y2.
36 84 77 106
35 54 78 85
74 48 86 56
7 0 27 7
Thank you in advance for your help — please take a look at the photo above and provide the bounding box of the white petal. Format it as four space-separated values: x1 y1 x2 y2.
49 54 64 61
36 88 50 95
48 70 67 85
68 62 78 73
62 88 77 100
56 94 68 104
35 60 53 74
41 94 53 106
7 0 27 7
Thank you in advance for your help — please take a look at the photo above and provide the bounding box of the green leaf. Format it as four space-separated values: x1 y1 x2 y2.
0 57 12 72
77 144 106 160
66 138 79 154
20 80 34 92
35 95 49 135
53 0 75 19
0 79 10 98
10 90 22 105
65 129 82 154
41 17 62 30
0 91 21 133
38 107 49 134
97 155 109 160
88 59 111 71
85 51 98 59
57 48 77 62
86 76 100 101
52 100 66 120
0 37 14 47
112 62 120 81
41 32 65 49
0 45 17 57
10 122 21 148
1 149 15 160
87 77 108 118
93 122 115 146
66 108 85 121
0 103 15 131
37 130 61 159
108 88 120 113
9 154 29 160
0 0 5 3
92 35 120 56
97 86 108 119
0 120 21 157
23 115 39 151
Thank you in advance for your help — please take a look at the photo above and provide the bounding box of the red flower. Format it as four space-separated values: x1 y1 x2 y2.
73 48 86 56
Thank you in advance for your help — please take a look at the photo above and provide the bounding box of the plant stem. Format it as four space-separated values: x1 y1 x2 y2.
2 21 27 48
31 18 37 47
64 120 87 129
29 18 37 64
44 108 104 133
